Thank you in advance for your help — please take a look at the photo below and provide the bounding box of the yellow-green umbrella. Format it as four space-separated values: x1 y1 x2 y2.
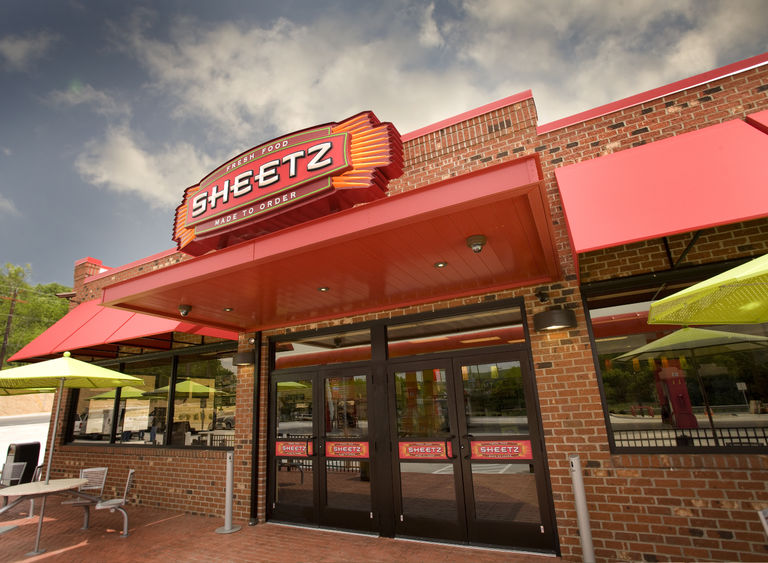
89 385 147 400
615 327 768 445
143 379 219 398
0 352 143 482
0 387 56 396
649 253 768 325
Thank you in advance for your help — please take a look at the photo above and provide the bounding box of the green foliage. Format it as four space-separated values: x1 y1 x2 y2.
0 262 71 367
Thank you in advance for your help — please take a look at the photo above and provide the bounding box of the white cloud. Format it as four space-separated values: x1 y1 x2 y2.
75 124 216 209
107 0 767 142
419 3 443 48
0 31 59 71
48 82 131 118
111 10 489 141
0 193 19 216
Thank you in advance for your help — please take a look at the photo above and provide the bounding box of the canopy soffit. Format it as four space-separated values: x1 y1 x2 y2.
102 157 560 332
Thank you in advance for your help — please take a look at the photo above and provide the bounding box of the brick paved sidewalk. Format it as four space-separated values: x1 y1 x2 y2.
1 499 558 563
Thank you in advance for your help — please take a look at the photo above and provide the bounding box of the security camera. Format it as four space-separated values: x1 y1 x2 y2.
466 234 487 254
179 304 191 317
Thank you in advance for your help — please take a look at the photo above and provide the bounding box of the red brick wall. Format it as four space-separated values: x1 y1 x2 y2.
55 62 768 561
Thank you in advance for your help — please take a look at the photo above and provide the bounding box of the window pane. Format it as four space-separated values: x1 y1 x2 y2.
395 369 450 437
593 302 768 449
388 308 524 358
171 354 237 447
121 360 172 445
70 388 117 443
275 328 371 369
461 361 529 436
324 375 368 438
276 379 313 437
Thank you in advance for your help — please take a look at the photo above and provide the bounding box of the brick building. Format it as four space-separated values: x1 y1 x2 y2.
11 52 768 561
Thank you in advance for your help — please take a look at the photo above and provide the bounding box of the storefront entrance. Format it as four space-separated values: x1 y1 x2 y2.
268 348 556 552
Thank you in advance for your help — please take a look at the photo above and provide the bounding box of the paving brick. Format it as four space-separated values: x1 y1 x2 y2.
0 500 557 563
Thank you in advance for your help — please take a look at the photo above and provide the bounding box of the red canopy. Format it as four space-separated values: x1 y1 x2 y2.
556 116 768 256
9 299 237 362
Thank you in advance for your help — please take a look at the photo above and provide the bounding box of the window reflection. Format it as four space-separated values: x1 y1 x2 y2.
276 379 313 437
66 346 237 448
593 303 768 449
324 376 367 438
461 361 528 436
395 369 450 437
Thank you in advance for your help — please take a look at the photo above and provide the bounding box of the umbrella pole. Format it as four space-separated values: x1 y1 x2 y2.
44 378 64 484
690 350 720 446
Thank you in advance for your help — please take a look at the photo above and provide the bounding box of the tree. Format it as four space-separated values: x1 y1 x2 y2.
0 263 71 368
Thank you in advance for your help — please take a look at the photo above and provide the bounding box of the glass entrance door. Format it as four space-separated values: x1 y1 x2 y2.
269 370 374 531
392 352 555 550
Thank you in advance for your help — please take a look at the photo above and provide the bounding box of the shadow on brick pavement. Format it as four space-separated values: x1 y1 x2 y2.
1 499 560 562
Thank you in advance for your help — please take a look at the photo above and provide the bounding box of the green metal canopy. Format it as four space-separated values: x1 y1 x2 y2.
649 254 768 325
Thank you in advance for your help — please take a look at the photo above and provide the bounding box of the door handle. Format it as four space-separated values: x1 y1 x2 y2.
445 437 457 460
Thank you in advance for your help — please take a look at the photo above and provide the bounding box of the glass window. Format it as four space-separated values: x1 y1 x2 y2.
120 360 171 445
276 378 313 437
70 387 118 443
274 328 371 369
387 308 524 358
395 368 450 437
592 302 768 449
324 375 368 438
66 345 237 448
460 361 529 435
171 354 236 447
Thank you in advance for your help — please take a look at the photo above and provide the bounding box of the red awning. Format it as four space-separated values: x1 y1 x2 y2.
556 116 768 255
8 299 238 363
102 156 560 332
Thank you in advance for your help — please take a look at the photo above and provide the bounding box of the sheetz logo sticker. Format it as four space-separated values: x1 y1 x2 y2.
173 111 403 256
398 441 453 460
325 441 369 459
470 440 532 460
275 441 313 458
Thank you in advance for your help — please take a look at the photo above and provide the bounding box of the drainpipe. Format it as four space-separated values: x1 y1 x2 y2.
569 454 595 563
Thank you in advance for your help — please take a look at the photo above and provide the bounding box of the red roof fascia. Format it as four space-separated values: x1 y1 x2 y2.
402 90 533 142
538 52 768 134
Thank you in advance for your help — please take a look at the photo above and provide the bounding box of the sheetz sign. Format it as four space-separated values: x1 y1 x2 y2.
173 111 403 255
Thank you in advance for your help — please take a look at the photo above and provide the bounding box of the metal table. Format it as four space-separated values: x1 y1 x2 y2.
0 477 87 556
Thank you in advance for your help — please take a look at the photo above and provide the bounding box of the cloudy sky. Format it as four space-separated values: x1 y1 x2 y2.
1 0 766 285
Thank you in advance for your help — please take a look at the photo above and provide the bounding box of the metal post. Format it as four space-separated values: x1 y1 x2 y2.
216 450 241 534
569 454 595 563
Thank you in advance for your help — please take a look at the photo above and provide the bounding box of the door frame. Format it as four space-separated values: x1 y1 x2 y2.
386 348 556 550
267 364 377 532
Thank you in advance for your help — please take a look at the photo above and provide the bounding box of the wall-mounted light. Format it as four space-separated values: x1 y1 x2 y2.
466 234 487 254
233 350 255 366
533 308 577 331
178 304 192 317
